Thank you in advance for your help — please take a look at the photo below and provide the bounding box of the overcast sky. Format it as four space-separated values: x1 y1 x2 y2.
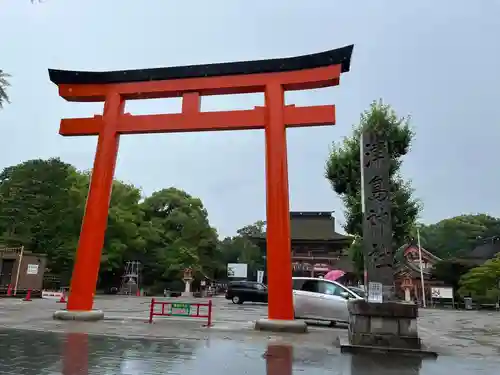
1 0 499 237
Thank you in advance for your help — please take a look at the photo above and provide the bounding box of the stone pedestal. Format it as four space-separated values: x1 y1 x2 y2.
348 299 420 349
53 309 104 321
181 279 193 297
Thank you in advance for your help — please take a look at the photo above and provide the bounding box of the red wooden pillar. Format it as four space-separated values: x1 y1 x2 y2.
264 83 294 321
67 93 123 311
63 333 89 375
265 345 293 375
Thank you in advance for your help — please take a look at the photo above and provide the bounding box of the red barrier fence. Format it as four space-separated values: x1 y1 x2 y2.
148 298 212 327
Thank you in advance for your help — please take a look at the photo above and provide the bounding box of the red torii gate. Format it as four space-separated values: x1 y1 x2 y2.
49 45 353 320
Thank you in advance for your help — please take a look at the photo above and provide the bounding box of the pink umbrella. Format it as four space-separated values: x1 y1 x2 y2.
324 269 345 281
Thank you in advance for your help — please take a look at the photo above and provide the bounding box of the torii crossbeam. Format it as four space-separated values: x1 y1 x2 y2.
49 45 353 320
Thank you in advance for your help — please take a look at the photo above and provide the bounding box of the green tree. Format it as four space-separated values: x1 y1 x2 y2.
0 159 149 286
0 70 10 109
97 179 148 289
458 255 500 303
103 180 146 270
325 100 421 276
419 214 500 259
217 220 266 278
0 158 87 278
236 220 266 237
139 187 219 288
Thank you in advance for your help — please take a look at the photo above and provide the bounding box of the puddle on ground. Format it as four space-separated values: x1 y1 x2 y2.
0 328 498 374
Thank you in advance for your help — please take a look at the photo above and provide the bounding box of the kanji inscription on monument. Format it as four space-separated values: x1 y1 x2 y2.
362 130 394 300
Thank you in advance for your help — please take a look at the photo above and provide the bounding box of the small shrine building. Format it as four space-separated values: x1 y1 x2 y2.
394 243 443 303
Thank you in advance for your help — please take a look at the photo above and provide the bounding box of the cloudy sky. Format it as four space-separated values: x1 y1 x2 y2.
1 0 499 237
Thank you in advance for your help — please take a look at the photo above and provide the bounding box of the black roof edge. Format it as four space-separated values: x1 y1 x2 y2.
48 45 354 85
290 211 334 217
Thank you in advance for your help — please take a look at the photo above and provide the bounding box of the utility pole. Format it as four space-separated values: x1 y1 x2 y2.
13 246 24 296
417 227 426 308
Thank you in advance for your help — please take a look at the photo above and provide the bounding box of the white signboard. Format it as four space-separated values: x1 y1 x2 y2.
41 291 64 300
256 270 264 284
227 263 248 278
368 282 383 303
431 287 453 299
26 264 39 275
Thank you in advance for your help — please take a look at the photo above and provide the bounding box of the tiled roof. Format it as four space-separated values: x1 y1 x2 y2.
290 212 351 241
467 242 500 260
253 211 352 241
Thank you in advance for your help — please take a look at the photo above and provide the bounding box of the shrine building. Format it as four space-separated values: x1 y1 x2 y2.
394 243 443 303
251 211 355 279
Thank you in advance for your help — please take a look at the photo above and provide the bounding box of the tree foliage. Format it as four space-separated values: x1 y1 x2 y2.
0 70 10 109
419 214 500 259
0 158 86 279
138 188 219 285
325 100 421 275
0 159 229 290
217 220 266 278
458 255 500 303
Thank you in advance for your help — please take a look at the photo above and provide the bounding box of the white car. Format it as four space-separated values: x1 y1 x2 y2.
292 277 364 326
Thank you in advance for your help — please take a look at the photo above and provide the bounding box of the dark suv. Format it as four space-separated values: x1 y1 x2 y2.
225 281 268 304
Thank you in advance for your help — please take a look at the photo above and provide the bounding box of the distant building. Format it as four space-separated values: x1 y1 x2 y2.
0 247 47 293
250 211 355 279
394 243 442 303
460 237 500 266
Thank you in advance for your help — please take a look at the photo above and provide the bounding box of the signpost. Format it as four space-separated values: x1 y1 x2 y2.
430 287 455 308
170 303 191 316
27 264 39 275
227 263 248 278
368 281 383 303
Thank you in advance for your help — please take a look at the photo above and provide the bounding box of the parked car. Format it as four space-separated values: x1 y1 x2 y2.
292 277 363 326
225 281 268 304
347 286 366 299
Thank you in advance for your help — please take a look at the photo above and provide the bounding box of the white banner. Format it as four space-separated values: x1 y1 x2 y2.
431 287 453 299
27 264 39 275
368 282 383 303
227 263 248 278
256 270 264 284
41 291 64 300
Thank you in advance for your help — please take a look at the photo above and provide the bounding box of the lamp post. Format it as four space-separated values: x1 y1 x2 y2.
416 226 426 308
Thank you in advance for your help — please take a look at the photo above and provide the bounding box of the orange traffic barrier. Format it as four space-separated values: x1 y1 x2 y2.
57 292 67 303
23 289 32 301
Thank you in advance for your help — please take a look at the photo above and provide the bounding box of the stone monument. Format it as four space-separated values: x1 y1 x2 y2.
339 129 435 356
181 267 193 297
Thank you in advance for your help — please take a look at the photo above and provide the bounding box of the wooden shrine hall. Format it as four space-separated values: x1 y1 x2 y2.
251 211 354 279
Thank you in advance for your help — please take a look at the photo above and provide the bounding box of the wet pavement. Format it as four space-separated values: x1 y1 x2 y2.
2 296 500 356
0 328 499 374
1 296 500 373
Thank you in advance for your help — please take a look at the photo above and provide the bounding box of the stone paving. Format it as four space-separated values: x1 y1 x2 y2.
1 296 500 373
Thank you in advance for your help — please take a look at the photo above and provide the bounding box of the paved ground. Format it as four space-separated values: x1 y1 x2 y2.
1 296 500 373
0 328 498 374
